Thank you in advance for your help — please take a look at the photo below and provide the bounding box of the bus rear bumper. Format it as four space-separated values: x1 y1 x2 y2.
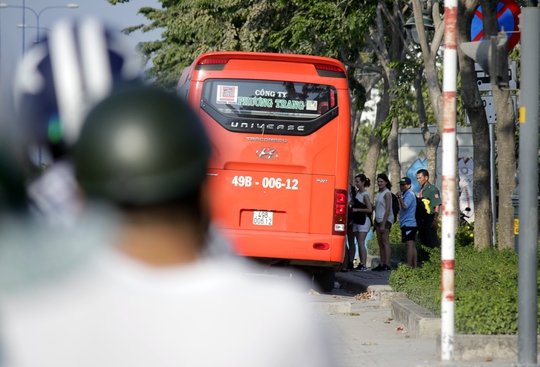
219 229 346 269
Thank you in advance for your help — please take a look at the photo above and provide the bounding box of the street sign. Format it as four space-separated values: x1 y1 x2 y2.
470 0 521 51
474 61 517 92
465 94 518 125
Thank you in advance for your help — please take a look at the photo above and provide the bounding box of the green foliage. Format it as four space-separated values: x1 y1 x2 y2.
352 122 388 174
348 71 367 111
366 224 426 263
109 0 378 89
455 222 475 248
385 58 424 129
108 0 282 88
388 248 441 312
389 246 523 335
271 0 377 58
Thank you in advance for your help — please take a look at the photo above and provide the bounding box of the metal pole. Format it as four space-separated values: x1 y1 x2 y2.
36 10 40 43
21 0 24 55
35 11 41 165
517 7 540 367
0 7 2 91
489 121 497 246
441 0 457 361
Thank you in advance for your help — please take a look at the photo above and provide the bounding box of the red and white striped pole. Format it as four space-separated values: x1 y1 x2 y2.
441 0 458 361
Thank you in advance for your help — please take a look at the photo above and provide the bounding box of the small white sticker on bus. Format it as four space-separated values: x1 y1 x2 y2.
231 176 299 190
216 85 238 104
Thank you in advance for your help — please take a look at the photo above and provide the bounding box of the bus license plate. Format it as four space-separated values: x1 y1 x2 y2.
253 211 273 226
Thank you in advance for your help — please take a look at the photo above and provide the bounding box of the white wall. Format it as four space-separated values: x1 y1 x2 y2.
398 125 474 222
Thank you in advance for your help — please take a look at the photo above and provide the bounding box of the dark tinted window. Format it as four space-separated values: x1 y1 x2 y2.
202 79 337 121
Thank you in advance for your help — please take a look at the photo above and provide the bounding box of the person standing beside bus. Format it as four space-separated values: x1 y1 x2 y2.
345 183 357 271
416 169 441 248
372 173 394 271
396 177 417 268
350 174 372 271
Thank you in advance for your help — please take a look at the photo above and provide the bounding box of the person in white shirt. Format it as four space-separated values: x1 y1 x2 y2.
0 86 336 367
349 174 372 271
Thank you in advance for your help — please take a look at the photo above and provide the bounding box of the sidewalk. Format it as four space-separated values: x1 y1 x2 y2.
334 267 392 294
327 266 523 366
309 287 437 367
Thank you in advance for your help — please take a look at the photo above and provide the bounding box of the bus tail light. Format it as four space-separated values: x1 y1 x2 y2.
314 63 346 78
196 58 230 71
333 189 347 235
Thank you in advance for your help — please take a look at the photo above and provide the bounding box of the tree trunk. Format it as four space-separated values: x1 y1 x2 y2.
414 68 441 186
411 0 444 181
364 79 390 200
457 0 493 249
365 135 383 200
388 116 401 184
385 4 403 187
349 109 361 182
479 0 516 249
494 89 516 249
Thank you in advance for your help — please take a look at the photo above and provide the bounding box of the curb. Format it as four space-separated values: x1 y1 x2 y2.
391 298 441 339
379 290 406 308
435 334 540 362
309 299 352 314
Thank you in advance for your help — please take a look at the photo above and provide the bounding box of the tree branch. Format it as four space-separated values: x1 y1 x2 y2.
379 0 415 58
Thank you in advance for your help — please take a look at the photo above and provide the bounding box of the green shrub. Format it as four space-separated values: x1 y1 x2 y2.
367 224 427 263
389 245 523 334
455 222 475 247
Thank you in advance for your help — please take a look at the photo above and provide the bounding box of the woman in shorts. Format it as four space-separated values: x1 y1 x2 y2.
349 174 372 271
372 173 394 271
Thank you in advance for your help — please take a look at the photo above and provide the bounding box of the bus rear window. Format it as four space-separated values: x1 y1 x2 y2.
203 79 337 120
200 79 339 136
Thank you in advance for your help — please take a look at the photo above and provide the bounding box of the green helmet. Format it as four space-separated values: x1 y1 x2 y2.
73 86 211 206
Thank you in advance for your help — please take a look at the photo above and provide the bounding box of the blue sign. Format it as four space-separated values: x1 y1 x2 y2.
470 0 521 50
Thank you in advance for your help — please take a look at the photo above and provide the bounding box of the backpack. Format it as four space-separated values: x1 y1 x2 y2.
352 193 367 225
391 192 400 221
415 197 429 223
348 185 356 221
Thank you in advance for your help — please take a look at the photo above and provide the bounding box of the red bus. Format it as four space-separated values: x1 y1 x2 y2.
177 52 350 290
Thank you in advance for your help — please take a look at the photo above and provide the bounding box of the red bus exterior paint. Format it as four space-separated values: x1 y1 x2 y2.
178 52 351 282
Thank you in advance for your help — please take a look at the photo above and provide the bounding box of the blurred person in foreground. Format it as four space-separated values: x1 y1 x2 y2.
13 17 142 227
0 137 29 218
11 17 232 257
0 86 336 367
0 126 119 296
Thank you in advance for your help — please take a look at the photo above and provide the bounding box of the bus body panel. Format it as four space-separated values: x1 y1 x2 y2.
179 52 350 270
204 116 341 175
219 229 345 263
207 169 335 235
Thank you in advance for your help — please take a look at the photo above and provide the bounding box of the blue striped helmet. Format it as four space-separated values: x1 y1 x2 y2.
13 17 143 159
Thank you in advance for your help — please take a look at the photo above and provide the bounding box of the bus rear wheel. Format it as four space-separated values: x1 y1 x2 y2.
313 269 335 292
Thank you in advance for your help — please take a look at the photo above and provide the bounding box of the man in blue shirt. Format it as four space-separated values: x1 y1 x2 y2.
396 177 417 268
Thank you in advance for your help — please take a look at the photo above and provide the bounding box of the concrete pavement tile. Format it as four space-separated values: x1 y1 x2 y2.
312 291 438 367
